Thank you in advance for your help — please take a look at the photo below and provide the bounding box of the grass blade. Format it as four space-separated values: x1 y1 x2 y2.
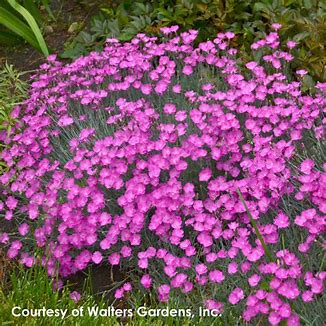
23 0 43 24
237 188 274 262
0 30 21 45
0 6 40 50
7 0 49 56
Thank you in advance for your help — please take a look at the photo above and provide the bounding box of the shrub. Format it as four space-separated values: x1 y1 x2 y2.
0 25 325 324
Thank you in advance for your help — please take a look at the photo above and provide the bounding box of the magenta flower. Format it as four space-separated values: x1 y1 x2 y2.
209 269 225 283
229 288 245 304
123 282 132 292
195 263 208 275
108 253 120 266
163 103 177 114
114 288 125 299
18 223 29 236
92 251 103 264
274 213 289 229
204 299 223 313
140 274 152 289
70 291 81 303
248 274 261 287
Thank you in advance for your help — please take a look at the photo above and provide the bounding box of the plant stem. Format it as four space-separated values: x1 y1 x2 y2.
236 188 274 262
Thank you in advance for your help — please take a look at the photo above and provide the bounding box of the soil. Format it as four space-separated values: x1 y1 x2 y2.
0 0 103 74
67 264 127 298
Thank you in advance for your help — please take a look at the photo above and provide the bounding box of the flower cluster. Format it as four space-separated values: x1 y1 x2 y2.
0 25 325 325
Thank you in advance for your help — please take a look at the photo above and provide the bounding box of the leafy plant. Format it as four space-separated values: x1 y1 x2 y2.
0 0 49 56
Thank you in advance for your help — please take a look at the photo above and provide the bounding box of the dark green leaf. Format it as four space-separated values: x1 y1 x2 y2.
0 5 40 50
23 0 43 24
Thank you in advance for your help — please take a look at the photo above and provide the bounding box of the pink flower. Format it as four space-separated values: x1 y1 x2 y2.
296 69 307 76
209 270 225 283
205 299 223 313
0 233 9 244
172 84 181 93
229 288 245 304
248 274 261 287
225 32 235 39
197 232 213 247
228 262 238 274
157 284 170 302
206 252 218 263
287 40 296 48
199 168 212 182
300 159 314 174
287 314 300 326
271 23 282 30
277 281 300 299
182 281 194 293
279 303 291 318
274 213 289 228
58 115 74 127
108 253 120 265
175 111 187 121
6 196 18 210
141 84 152 95
311 278 324 294
123 282 132 292
18 223 29 236
70 291 81 303
141 274 152 289
246 61 258 70
302 291 313 302
182 65 193 75
138 258 148 269
114 288 124 299
195 263 208 275
163 103 177 114
171 273 187 288
92 251 103 264
268 312 281 325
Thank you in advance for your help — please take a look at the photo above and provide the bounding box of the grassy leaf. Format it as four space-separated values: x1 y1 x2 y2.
0 6 40 50
23 0 43 24
237 189 274 262
0 30 22 45
7 0 49 56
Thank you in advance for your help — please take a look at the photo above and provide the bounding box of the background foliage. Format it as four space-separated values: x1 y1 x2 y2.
62 0 326 81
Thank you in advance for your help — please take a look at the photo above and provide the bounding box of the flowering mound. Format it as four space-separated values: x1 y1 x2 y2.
0 25 325 324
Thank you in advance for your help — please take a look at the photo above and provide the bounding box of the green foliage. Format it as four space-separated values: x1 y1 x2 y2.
0 0 49 55
0 263 117 326
63 0 326 81
0 263 234 325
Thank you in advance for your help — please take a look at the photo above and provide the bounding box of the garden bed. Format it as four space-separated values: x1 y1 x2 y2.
0 2 325 325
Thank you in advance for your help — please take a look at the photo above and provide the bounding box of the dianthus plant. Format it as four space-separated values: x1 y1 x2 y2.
0 24 325 325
